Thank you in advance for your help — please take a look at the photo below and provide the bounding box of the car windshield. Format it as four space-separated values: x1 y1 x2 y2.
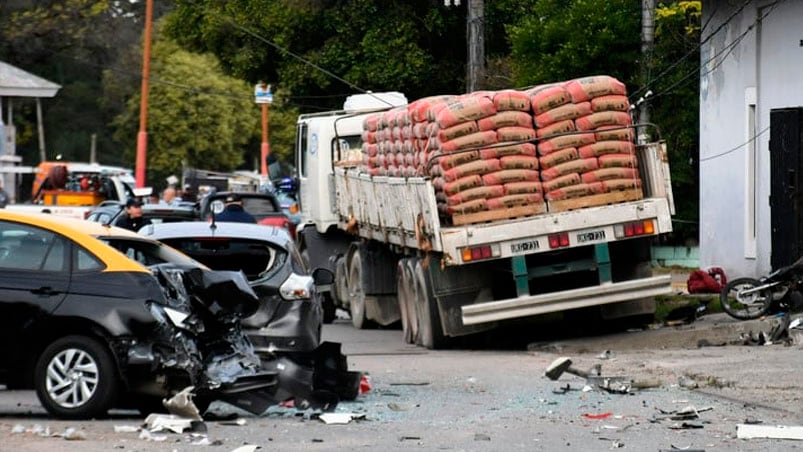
98 236 202 267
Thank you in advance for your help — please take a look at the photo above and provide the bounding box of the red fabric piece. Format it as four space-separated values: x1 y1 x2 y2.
359 374 372 394
687 268 726 294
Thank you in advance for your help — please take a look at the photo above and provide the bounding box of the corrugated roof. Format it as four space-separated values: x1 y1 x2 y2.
0 61 61 98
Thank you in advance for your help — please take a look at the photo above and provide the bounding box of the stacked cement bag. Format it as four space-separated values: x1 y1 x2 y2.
424 90 544 221
530 76 641 205
360 106 417 177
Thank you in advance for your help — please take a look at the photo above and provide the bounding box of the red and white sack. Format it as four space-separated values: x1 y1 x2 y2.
441 174 484 196
435 96 497 129
581 167 639 183
480 143 537 159
533 102 592 128
505 181 543 195
537 133 596 156
602 178 642 191
575 111 632 131
440 130 499 153
598 153 639 168
528 84 571 115
563 76 627 103
481 169 540 185
496 127 537 143
362 143 379 157
437 121 479 142
443 159 502 182
363 114 380 132
487 193 544 210
446 185 506 206
535 119 575 139
546 182 606 201
542 173 582 193
493 90 531 112
438 150 481 170
410 95 456 122
590 95 630 112
578 141 636 159
446 198 488 215
595 126 634 142
540 147 579 169
500 155 539 170
540 158 599 181
478 111 533 131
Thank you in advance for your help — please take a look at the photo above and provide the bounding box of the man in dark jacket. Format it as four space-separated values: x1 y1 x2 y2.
117 199 152 231
215 194 257 223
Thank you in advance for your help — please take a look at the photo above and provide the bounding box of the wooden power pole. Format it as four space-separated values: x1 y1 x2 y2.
639 0 655 144
466 0 485 93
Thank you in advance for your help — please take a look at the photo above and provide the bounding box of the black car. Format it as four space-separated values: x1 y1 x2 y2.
86 201 199 227
0 211 279 419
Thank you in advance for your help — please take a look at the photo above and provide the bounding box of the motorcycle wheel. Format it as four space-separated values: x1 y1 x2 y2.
720 277 774 320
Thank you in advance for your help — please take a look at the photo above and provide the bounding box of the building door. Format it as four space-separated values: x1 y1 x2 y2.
769 107 803 269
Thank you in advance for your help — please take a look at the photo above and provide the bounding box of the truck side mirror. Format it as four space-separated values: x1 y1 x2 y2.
311 267 334 286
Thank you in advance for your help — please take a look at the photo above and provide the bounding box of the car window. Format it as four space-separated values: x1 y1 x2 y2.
242 197 278 215
100 237 201 267
0 221 69 272
76 247 104 271
159 237 284 280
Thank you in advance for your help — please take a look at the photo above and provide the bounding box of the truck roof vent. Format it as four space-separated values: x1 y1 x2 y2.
343 92 407 112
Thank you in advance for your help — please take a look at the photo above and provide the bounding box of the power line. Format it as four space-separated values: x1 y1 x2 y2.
699 126 769 163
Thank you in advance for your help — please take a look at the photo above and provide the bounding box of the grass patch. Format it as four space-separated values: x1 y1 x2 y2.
654 294 721 323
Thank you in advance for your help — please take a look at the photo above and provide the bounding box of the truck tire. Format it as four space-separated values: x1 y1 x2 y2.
334 256 349 309
397 258 419 344
348 249 374 329
413 258 446 349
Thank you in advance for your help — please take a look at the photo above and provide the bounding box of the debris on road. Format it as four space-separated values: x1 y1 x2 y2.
736 423 803 440
143 413 204 434
545 356 660 394
582 412 613 420
318 412 367 424
163 386 204 420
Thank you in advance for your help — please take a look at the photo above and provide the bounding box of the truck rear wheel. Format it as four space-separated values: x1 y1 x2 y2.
348 249 374 329
397 258 419 344
413 258 446 349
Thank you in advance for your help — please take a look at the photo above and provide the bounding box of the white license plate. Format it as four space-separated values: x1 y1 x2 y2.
576 230 606 243
510 240 540 254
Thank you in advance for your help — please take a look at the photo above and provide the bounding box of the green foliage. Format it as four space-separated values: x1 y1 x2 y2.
111 40 264 187
507 0 641 88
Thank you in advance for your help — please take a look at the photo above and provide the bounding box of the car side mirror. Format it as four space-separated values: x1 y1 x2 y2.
311 268 334 286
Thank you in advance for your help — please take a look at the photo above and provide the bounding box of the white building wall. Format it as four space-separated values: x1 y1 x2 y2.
700 0 803 278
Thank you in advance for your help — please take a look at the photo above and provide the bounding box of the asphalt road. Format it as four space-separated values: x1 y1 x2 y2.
1 314 802 451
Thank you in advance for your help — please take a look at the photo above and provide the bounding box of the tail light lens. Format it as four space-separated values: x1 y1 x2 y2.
614 220 655 238
460 244 500 263
548 233 570 249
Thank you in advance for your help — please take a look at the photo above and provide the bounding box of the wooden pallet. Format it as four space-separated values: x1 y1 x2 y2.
450 203 547 226
547 189 643 212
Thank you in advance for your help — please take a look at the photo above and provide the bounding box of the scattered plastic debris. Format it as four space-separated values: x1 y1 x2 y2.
474 433 491 441
360 374 372 394
596 350 612 360
143 413 201 434
737 424 803 440
61 428 87 441
582 412 613 420
163 386 203 420
114 425 140 433
318 413 366 425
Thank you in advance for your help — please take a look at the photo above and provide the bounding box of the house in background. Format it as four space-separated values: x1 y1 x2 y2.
699 0 803 278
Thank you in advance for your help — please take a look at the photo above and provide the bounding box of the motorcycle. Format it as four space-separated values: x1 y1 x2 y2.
720 256 803 320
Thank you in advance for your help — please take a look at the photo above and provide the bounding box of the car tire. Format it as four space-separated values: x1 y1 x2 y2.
34 335 119 419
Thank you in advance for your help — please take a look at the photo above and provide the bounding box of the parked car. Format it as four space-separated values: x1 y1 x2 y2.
86 201 199 226
198 191 294 237
140 221 359 403
0 211 279 419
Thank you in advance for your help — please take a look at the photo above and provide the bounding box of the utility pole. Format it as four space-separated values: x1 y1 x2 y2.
135 0 154 188
638 0 655 144
466 0 485 92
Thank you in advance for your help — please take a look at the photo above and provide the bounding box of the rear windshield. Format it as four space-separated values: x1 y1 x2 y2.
241 198 279 216
100 237 201 267
158 237 286 280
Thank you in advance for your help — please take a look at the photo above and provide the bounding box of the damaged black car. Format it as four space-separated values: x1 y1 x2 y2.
0 212 357 419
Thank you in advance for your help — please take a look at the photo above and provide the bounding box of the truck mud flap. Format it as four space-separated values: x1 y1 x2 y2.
461 274 672 326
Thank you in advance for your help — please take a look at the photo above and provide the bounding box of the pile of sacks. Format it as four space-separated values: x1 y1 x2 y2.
359 75 642 224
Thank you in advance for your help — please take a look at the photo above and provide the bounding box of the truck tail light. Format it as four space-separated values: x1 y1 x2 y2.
460 244 500 263
548 233 569 249
614 220 655 239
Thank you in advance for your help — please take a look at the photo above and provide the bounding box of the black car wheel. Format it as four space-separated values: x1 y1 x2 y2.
34 335 119 419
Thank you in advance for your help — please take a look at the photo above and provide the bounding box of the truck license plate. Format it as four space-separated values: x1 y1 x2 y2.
510 240 539 254
577 230 606 243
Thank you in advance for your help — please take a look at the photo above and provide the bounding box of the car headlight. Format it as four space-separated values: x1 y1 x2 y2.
279 273 314 300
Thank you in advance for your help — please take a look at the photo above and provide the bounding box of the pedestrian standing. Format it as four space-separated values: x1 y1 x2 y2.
214 194 257 223
117 199 152 232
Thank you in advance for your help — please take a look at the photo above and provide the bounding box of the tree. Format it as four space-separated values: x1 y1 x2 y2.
110 39 267 187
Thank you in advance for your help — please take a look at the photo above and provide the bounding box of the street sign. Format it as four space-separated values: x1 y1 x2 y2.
255 84 273 104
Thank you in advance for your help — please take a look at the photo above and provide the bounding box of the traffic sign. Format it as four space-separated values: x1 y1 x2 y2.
255 83 273 104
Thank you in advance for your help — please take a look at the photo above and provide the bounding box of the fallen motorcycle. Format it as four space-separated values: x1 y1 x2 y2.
719 257 803 320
